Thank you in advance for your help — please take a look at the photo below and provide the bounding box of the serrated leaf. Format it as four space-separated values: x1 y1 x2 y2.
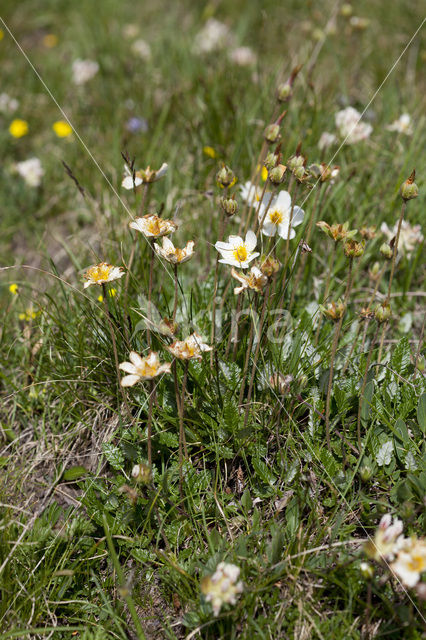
390 336 411 374
361 380 374 423
252 458 277 486
376 441 393 466
102 443 124 470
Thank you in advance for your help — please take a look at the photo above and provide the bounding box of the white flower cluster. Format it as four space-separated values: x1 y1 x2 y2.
381 220 423 258
15 157 44 187
0 92 19 114
72 59 99 85
201 562 243 616
335 106 372 144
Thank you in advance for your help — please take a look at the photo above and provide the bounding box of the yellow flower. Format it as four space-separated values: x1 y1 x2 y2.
97 294 104 303
18 307 39 321
83 263 125 288
256 164 268 182
9 119 29 138
53 120 72 137
0 28 4 41
42 34 58 48
9 283 19 295
203 146 216 159
109 288 117 297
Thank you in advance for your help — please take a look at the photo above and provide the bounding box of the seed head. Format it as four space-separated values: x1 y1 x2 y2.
374 302 391 324
220 195 239 217
216 165 235 188
400 170 418 201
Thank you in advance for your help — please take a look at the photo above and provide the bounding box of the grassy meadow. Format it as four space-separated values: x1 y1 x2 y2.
0 1 425 638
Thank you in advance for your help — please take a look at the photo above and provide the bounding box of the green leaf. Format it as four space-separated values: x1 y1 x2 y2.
417 393 426 434
252 458 277 486
62 466 89 481
361 380 374 423
102 443 124 470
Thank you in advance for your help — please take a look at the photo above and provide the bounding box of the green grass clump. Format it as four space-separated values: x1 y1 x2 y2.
0 1 425 638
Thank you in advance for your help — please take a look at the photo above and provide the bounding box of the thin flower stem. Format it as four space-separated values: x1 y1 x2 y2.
225 292 242 359
386 200 406 304
147 380 154 466
102 283 133 422
325 258 353 450
314 242 337 347
210 211 226 366
289 184 324 311
147 239 155 348
173 360 188 496
173 264 178 323
356 324 381 450
123 184 149 343
243 285 270 427
238 301 255 407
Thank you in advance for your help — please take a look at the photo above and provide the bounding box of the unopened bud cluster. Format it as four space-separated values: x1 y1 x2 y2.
220 196 238 217
320 299 346 321
260 255 281 278
374 302 391 324
400 170 419 201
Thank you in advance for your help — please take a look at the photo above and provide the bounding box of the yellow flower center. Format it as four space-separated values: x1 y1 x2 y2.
408 554 426 572
269 209 283 225
90 264 111 282
233 245 248 263
147 219 161 235
140 363 158 377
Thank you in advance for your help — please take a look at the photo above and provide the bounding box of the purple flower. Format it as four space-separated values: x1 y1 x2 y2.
126 117 148 133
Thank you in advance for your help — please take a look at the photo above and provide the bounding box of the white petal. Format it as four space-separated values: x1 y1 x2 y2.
120 374 141 387
215 240 232 251
261 222 276 237
245 230 257 251
129 351 144 368
162 236 175 252
155 163 168 179
291 206 305 226
277 223 291 239
227 235 244 248
275 190 291 211
119 362 138 374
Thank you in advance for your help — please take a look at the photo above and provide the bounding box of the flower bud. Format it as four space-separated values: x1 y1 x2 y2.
220 196 238 217
360 226 376 240
359 464 373 482
359 562 374 579
344 239 365 258
260 255 281 278
340 3 353 16
374 302 391 324
216 165 235 188
276 82 292 102
269 164 287 185
379 243 393 260
287 154 304 171
293 165 306 181
264 151 279 171
400 170 418 201
131 463 152 484
320 299 346 321
264 123 281 144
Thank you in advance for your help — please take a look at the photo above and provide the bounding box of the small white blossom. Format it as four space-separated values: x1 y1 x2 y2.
318 131 337 151
386 113 413 135
391 537 426 588
130 214 177 238
215 230 259 269
335 106 372 144
364 514 404 562
231 266 268 294
122 162 168 189
154 237 195 264
240 180 267 207
15 157 44 187
193 19 234 54
201 562 243 617
131 39 152 60
83 263 124 288
0 92 19 114
72 59 99 85
168 333 212 361
119 351 171 387
381 220 423 258
258 190 304 239
229 46 256 67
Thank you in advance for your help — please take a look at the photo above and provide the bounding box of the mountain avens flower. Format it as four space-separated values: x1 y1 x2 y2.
122 163 168 189
240 181 266 206
231 266 268 294
72 59 99 85
119 351 171 387
83 263 124 288
129 214 177 238
386 113 413 135
364 514 404 562
380 219 423 257
15 157 44 187
168 333 212 360
215 230 259 268
154 237 195 264
201 562 243 617
391 536 426 588
335 106 372 144
258 190 304 239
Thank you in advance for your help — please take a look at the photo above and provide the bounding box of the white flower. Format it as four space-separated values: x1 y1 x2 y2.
228 46 256 67
15 157 44 187
381 220 423 258
201 562 243 617
193 18 234 54
167 333 212 360
0 92 19 114
83 263 124 288
318 131 337 151
121 162 168 189
72 59 99 85
131 39 152 60
231 266 267 294
215 230 259 268
119 351 171 387
386 113 413 135
129 214 177 238
364 514 404 561
258 190 304 239
391 537 426 588
240 180 267 207
335 106 372 144
154 237 195 264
